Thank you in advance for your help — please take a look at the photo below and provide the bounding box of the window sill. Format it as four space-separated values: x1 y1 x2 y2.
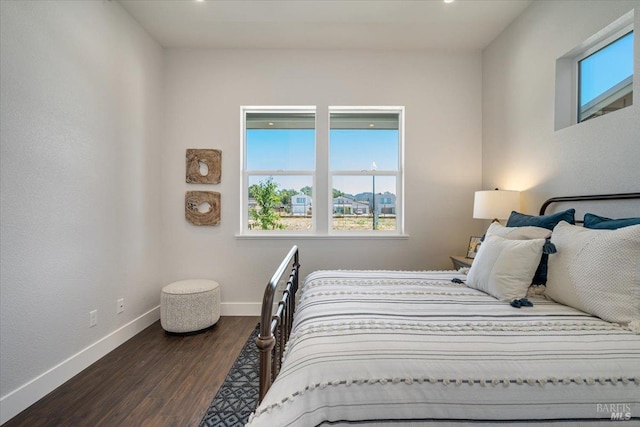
235 233 410 240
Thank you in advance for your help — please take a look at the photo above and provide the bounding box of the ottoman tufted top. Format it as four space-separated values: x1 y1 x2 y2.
162 279 219 295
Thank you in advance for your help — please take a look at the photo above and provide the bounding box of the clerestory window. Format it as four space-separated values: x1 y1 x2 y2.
578 30 634 123
555 11 634 130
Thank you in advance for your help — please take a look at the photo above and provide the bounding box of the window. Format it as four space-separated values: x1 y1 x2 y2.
578 30 634 122
329 108 403 232
242 107 315 231
554 11 634 130
240 106 404 235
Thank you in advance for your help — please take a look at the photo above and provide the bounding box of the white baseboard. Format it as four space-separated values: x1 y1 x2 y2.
0 306 160 425
220 302 261 316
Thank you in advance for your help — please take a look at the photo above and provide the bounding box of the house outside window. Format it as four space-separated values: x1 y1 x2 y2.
291 193 312 216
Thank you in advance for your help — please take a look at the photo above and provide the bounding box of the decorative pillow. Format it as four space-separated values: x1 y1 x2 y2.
584 213 640 230
545 221 640 326
485 222 551 240
466 234 545 301
506 209 576 284
506 209 576 229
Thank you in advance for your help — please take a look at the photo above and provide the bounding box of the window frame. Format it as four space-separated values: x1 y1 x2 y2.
327 106 405 236
239 105 405 237
240 106 317 235
554 11 634 131
573 24 634 124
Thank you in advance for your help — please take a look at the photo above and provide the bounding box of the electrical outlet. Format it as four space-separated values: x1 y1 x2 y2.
117 298 125 314
89 310 97 327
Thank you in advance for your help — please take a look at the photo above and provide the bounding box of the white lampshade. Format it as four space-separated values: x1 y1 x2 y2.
473 189 520 220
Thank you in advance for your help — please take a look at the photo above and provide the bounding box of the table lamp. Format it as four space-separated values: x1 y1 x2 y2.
473 189 520 223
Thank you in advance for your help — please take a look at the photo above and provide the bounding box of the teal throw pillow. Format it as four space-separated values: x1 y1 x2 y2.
584 213 640 230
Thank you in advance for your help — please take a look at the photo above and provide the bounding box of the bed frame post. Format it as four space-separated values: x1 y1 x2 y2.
256 246 300 404
255 330 275 403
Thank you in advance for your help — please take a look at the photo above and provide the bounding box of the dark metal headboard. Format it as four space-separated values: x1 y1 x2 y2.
540 192 640 219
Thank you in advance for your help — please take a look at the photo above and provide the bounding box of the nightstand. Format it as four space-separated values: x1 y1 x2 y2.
450 255 473 270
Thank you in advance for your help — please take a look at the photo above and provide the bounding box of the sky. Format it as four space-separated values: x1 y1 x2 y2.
246 128 399 195
579 31 634 106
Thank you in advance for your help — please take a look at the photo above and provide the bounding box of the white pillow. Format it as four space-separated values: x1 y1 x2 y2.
466 234 545 301
545 221 640 325
485 222 551 240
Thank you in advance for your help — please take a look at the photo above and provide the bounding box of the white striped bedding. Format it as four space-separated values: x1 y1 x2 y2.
246 270 640 426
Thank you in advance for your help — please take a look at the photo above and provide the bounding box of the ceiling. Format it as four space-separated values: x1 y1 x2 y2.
117 0 533 50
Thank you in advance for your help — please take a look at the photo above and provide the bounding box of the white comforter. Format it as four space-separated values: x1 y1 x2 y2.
247 270 640 426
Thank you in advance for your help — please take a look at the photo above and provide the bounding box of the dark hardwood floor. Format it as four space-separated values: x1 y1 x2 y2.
3 316 259 427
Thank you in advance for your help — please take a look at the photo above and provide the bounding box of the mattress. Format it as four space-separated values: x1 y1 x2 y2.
246 270 640 426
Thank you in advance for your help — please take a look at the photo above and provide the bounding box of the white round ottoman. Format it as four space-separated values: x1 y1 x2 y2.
161 279 220 333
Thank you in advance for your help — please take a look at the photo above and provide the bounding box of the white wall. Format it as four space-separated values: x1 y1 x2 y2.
163 49 484 311
483 0 640 213
0 1 164 422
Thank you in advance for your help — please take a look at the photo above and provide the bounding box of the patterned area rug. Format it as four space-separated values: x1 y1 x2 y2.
199 325 260 427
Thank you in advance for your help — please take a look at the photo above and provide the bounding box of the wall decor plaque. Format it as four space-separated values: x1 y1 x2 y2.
186 149 221 184
185 191 221 226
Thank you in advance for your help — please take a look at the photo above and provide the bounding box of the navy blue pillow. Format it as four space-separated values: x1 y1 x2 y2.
506 209 576 285
584 213 640 230
506 209 576 230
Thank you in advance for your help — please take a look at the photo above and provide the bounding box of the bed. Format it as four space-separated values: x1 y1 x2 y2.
248 193 640 426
